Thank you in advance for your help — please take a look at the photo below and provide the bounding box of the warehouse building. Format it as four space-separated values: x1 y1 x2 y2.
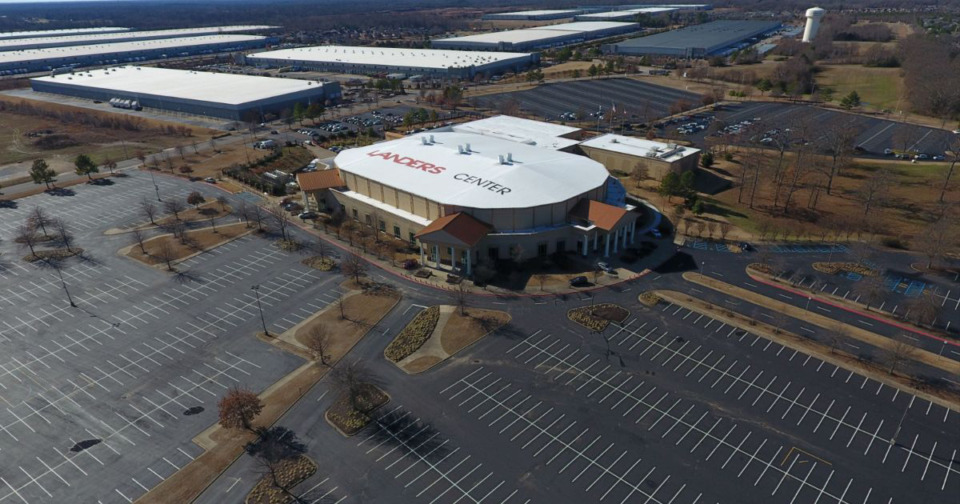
30 66 340 121
246 45 537 79
603 20 781 57
0 35 273 75
0 27 130 41
580 4 712 12
575 7 677 22
0 25 275 52
578 134 700 181
431 21 640 51
482 10 582 21
328 129 639 275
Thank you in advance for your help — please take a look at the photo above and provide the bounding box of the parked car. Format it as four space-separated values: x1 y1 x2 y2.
596 262 617 274
649 228 662 238
739 242 752 252
298 211 318 220
569 275 589 287
204 177 216 183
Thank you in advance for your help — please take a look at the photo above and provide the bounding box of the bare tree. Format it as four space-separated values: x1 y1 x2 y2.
857 168 893 218
217 386 263 433
54 218 74 253
186 191 205 209
939 136 959 203
330 360 374 414
140 197 157 225
29 207 52 237
880 337 917 375
270 204 291 241
453 281 469 316
719 222 732 242
905 291 940 327
819 121 858 195
341 251 368 283
306 325 332 366
534 273 549 291
631 161 649 188
915 216 952 269
156 240 176 271
250 205 266 232
216 195 229 212
163 198 186 221
246 426 307 501
855 276 886 310
131 227 147 254
15 223 39 258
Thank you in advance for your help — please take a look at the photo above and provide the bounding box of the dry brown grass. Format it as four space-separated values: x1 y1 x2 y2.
294 284 401 360
403 355 443 374
126 222 250 266
440 309 511 355
151 200 232 227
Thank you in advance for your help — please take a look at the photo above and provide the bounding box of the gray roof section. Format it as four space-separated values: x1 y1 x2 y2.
612 20 780 52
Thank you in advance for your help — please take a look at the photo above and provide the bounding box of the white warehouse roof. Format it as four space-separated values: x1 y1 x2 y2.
32 66 329 105
0 25 276 51
451 115 581 150
484 10 580 18
247 45 532 71
579 133 700 163
0 35 266 66
0 27 130 40
576 8 677 20
335 132 609 210
433 21 637 45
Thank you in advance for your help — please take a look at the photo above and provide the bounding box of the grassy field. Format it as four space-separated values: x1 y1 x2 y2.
817 65 903 111
0 96 219 176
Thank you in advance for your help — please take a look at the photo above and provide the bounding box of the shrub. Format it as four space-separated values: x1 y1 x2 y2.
384 306 440 362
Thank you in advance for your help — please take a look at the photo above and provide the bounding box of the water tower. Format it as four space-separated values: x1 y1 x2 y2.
802 7 825 43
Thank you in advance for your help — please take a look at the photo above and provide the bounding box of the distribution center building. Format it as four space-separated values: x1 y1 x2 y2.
431 21 641 51
30 66 340 121
0 27 130 41
574 7 677 22
246 46 538 79
0 25 276 52
577 133 700 181
603 20 781 57
0 35 273 75
327 128 640 274
481 10 582 21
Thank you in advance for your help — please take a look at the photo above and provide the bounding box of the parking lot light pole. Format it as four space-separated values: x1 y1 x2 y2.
805 296 812 311
700 261 705 280
251 284 269 337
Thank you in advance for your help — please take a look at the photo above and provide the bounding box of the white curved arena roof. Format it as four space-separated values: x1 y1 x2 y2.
335 132 609 209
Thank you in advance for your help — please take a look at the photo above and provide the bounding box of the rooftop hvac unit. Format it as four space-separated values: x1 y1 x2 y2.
457 145 465 154
498 154 505 164
507 153 513 163
421 136 429 145
465 143 471 153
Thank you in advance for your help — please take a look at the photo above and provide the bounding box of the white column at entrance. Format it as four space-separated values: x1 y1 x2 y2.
612 228 619 254
451 247 457 272
622 225 629 248
466 249 472 276
604 233 610 257
433 245 440 268
582 234 589 256
420 243 425 266
630 219 637 244
593 233 599 251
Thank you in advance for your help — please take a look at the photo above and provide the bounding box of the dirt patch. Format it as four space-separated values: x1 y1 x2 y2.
403 355 443 374
245 455 317 504
301 256 336 271
638 292 661 307
568 304 630 332
385 306 440 362
293 285 401 362
23 247 83 262
152 200 232 228
440 309 511 355
324 384 389 436
125 222 250 267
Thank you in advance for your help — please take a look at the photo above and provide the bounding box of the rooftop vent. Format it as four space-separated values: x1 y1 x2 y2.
421 136 429 145
498 154 506 164
429 134 435 144
457 145 465 154
507 153 513 163
465 143 471 153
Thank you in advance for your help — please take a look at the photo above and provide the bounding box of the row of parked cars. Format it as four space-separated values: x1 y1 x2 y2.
882 149 945 161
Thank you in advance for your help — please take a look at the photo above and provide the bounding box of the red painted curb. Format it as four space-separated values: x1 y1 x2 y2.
748 274 959 348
